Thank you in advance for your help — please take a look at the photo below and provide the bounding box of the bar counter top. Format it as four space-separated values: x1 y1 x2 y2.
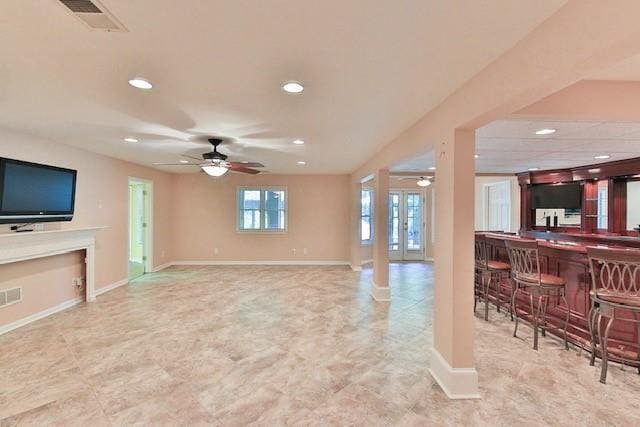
478 230 640 362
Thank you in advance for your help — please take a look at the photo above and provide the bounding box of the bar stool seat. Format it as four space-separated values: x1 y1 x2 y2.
589 290 640 307
487 260 511 271
536 273 566 287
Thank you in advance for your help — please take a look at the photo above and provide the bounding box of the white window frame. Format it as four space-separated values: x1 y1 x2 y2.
236 186 288 233
361 189 373 244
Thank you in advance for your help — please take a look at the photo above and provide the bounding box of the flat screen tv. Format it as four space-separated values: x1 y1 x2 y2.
0 158 77 224
531 182 582 210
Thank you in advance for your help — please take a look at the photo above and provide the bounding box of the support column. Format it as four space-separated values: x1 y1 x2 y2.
371 168 390 301
349 179 363 271
429 128 479 399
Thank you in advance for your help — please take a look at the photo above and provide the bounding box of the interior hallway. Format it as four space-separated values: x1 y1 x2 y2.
1 263 639 426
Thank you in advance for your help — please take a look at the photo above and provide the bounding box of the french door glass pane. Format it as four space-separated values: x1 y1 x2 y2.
388 193 400 250
406 194 422 250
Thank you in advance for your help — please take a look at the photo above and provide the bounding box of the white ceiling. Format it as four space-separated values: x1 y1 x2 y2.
0 0 567 174
392 119 640 174
590 53 640 81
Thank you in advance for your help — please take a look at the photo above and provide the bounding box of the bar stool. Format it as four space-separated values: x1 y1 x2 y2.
474 234 511 321
505 239 570 351
587 246 640 384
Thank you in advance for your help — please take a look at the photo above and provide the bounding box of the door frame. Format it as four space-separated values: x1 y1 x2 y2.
388 189 426 261
482 180 511 231
128 177 153 276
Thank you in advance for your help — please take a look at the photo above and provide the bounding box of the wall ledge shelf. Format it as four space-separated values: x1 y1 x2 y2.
0 227 105 301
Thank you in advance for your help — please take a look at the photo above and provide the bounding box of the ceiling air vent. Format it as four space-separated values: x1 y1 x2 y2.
57 0 127 32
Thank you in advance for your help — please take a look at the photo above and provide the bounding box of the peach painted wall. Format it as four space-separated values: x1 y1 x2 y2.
171 173 350 262
0 129 175 328
0 252 84 326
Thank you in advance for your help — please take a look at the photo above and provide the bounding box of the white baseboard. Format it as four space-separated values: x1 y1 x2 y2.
170 260 350 266
152 262 173 272
350 264 362 271
0 296 83 336
361 258 373 265
370 283 391 301
428 347 480 399
94 278 129 297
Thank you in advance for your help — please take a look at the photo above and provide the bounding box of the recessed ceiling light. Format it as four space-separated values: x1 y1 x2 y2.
128 78 153 90
282 81 304 94
528 167 540 171
594 155 611 160
297 161 306 165
292 139 305 145
124 137 138 143
535 128 557 135
428 166 436 171
179 160 189 164
474 154 479 159
241 161 249 164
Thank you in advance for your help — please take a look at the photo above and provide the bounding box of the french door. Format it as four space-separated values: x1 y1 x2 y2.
388 190 424 261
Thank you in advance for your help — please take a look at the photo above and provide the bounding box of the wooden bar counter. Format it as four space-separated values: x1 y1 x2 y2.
481 231 640 362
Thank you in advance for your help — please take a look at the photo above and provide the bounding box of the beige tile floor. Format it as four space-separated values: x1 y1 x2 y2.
2 262 640 426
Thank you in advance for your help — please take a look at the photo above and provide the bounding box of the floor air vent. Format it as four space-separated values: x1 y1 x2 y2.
0 287 22 308
57 0 127 32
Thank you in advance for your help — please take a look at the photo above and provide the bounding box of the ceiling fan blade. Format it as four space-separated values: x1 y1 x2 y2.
181 154 203 161
152 162 197 166
228 161 264 168
228 164 260 175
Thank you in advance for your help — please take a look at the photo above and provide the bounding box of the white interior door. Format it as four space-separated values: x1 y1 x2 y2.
403 191 424 260
388 190 424 261
484 181 511 232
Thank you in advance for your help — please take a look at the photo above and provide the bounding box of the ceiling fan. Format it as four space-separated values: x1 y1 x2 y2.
395 176 433 187
153 138 264 176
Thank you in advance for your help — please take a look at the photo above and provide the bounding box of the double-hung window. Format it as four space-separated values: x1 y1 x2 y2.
361 189 373 243
237 187 287 232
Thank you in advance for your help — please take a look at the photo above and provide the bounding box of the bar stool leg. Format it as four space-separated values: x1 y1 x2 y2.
540 293 548 338
561 291 570 350
588 304 597 366
509 278 514 321
484 272 491 321
600 316 615 384
512 286 520 337
531 291 540 351
496 272 502 314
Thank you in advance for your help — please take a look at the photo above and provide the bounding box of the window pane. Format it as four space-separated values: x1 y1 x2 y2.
361 217 371 241
407 194 422 250
241 209 260 229
264 209 285 229
241 190 261 210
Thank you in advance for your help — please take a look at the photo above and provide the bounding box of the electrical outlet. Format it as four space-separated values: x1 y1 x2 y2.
303 248 308 255
72 277 83 288
214 248 219 255
292 248 297 255
34 223 45 231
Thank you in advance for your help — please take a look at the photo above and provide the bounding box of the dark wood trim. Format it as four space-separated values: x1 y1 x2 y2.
518 156 640 235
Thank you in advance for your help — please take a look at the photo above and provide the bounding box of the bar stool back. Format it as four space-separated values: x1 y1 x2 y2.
506 238 570 350
587 246 640 384
475 234 511 321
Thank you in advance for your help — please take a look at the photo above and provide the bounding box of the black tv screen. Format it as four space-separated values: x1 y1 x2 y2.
531 182 582 209
0 158 77 224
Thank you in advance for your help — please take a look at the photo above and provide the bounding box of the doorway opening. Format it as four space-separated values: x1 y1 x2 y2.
483 181 511 232
128 178 152 280
388 190 425 261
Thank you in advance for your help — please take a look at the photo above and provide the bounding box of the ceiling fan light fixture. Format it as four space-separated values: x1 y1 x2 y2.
417 177 431 187
201 164 228 177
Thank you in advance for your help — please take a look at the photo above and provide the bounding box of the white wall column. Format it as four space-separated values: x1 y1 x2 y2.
429 128 479 399
371 168 390 301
